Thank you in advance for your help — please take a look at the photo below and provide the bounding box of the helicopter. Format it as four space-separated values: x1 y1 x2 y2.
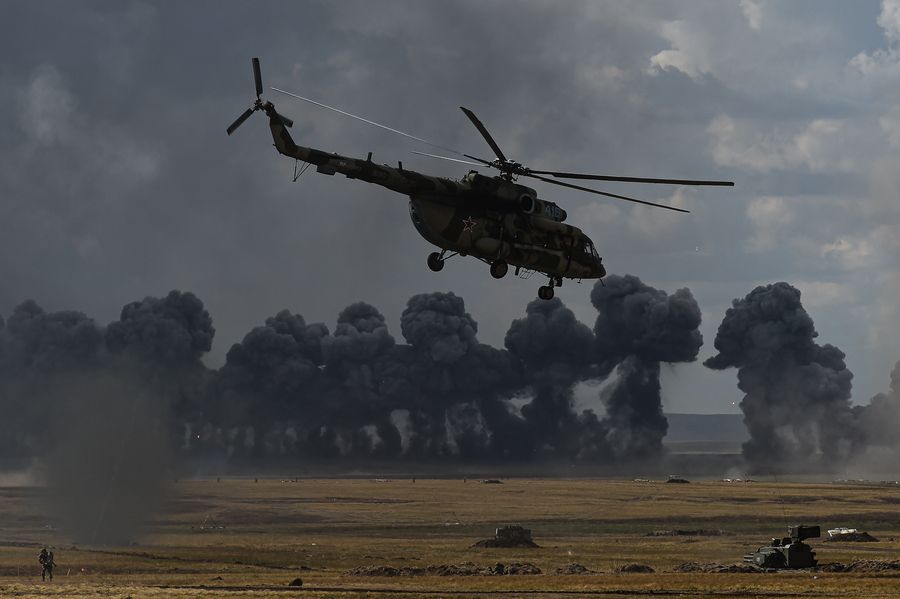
226 58 733 300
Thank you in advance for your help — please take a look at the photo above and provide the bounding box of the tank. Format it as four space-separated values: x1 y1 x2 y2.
743 525 820 568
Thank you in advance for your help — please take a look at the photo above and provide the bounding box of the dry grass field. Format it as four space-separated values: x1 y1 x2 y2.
2 476 900 598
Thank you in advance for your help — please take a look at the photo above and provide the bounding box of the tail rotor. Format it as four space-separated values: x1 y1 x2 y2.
226 107 255 136
226 57 293 135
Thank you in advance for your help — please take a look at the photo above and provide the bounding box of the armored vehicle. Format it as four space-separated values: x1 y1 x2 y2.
472 525 539 547
744 525 820 568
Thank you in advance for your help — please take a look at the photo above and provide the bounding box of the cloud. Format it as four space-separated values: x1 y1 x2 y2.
12 65 159 180
17 66 74 146
745 196 794 253
790 280 852 309
868 271 900 346
0 0 898 417
850 1 900 75
821 237 876 270
740 0 764 30
879 106 900 147
708 115 849 172
650 20 714 79
879 0 900 42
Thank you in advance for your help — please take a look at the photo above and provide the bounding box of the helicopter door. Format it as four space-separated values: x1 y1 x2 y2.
562 236 576 274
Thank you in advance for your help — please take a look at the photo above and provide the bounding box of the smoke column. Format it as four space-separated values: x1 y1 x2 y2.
505 297 596 458
213 309 328 456
2 280 707 471
0 291 213 543
856 360 900 450
591 275 704 459
392 292 521 458
704 282 859 472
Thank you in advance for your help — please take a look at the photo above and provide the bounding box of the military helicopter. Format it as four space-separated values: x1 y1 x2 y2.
227 58 733 300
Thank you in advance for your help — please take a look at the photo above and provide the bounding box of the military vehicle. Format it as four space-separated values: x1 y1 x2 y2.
472 525 539 548
227 58 733 299
743 525 820 569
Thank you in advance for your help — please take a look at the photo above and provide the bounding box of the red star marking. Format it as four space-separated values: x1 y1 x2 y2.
462 216 477 233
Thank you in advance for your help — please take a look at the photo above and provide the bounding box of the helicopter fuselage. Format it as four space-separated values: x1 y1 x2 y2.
267 112 605 281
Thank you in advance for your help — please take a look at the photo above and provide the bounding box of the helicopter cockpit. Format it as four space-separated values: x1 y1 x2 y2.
580 238 605 277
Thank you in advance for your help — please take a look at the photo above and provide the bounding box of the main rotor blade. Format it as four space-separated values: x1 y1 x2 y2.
226 107 255 136
529 169 734 187
462 153 495 166
252 57 263 98
412 151 486 167
272 87 468 158
460 107 507 163
527 173 690 213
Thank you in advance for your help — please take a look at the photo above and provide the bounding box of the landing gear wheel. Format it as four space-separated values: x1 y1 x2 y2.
538 285 554 300
490 260 509 279
427 252 444 272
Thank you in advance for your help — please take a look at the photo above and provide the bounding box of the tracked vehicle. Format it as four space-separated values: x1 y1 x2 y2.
744 525 820 569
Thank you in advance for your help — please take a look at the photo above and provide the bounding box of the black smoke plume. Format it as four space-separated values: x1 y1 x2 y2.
705 282 860 472
212 309 328 456
2 279 706 485
505 297 596 458
591 275 704 459
856 360 900 450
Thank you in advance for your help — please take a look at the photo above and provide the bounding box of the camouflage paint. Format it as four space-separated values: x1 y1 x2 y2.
267 107 605 280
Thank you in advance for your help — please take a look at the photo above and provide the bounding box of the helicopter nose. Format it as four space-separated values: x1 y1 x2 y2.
596 258 606 278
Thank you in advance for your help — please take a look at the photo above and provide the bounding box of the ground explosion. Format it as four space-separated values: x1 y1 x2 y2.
704 282 900 473
0 276 704 466
3 278 900 541
2 279 898 472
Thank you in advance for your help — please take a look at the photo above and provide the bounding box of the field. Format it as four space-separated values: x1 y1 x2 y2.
2 476 900 598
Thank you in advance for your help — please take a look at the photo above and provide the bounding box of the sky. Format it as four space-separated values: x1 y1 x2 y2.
1 0 898 414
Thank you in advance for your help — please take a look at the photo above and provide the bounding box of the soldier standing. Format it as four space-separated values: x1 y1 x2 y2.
46 551 56 581
38 548 49 581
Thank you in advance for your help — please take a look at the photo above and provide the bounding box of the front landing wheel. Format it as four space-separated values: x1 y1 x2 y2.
427 252 444 272
538 285 554 300
490 260 509 279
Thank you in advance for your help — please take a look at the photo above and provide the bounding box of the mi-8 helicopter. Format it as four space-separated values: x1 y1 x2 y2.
227 58 733 300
